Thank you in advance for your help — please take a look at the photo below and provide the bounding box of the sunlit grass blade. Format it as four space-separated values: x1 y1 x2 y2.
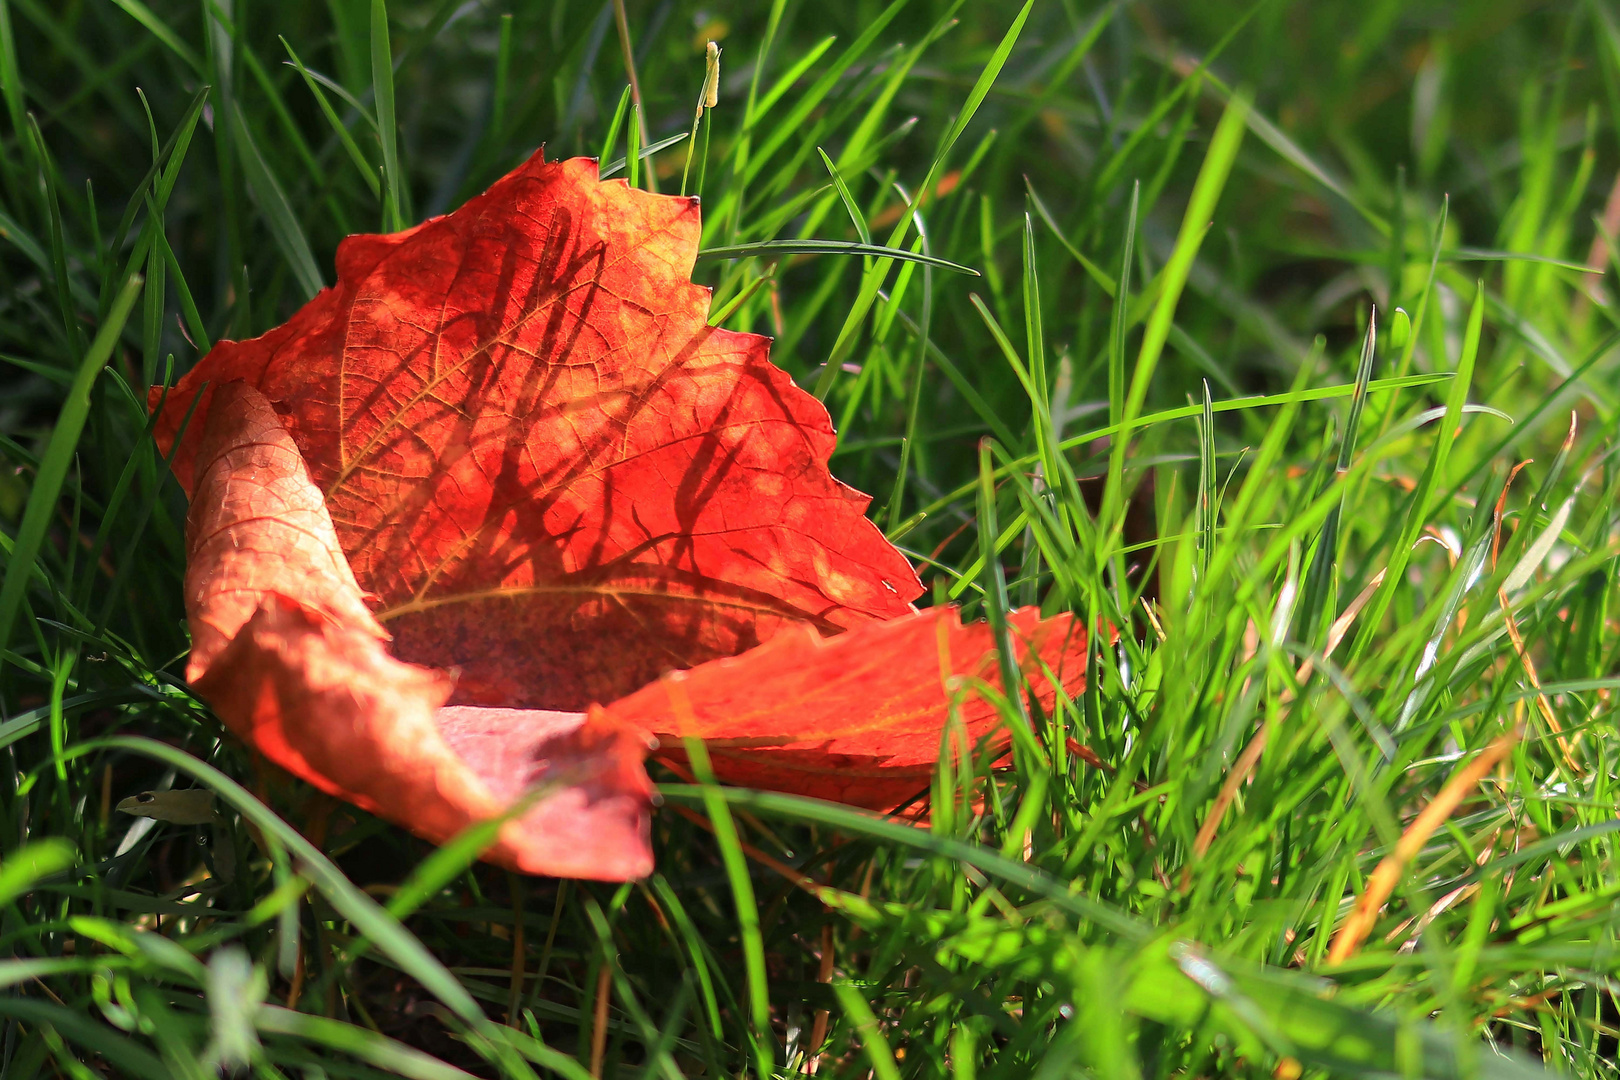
284 38 379 198
1351 282 1486 659
257 1006 479 1080
1103 90 1249 541
683 737 773 1077
1296 311 1377 645
600 129 687 180
697 238 975 274
813 0 1032 399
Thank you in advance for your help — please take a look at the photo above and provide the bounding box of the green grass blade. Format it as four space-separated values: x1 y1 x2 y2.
598 84 632 169
817 147 871 245
0 0 26 165
698 238 974 274
1296 311 1377 644
0 838 75 905
683 737 773 1077
813 0 1030 399
228 101 323 300
1104 90 1249 538
91 735 526 1074
1351 282 1486 658
257 1006 479 1080
833 984 902 1080
0 998 168 1079
1110 181 1140 430
371 0 403 229
0 274 141 662
106 0 202 74
283 38 380 198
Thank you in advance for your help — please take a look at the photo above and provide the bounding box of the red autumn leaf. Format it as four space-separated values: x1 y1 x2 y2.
185 381 653 879
599 605 1088 810
154 150 1090 880
154 153 920 711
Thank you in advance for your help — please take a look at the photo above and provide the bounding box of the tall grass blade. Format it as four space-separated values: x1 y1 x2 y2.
0 275 141 663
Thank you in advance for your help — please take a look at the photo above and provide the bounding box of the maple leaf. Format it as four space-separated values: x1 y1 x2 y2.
154 154 920 711
184 381 653 879
600 606 1088 810
154 150 1090 879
